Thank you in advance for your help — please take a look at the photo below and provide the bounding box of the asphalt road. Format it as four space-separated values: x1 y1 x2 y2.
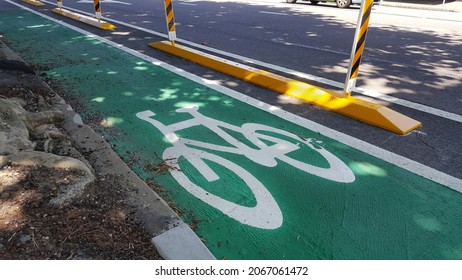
52 0 462 112
1 0 462 180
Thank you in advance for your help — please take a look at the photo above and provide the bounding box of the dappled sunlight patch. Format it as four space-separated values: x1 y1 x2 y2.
90 40 103 45
305 31 319 38
133 65 149 71
0 168 38 231
171 81 183 87
0 197 27 231
174 101 205 108
224 81 239 87
442 244 462 259
268 105 280 112
143 88 180 101
111 32 132 36
349 162 387 177
277 94 304 105
207 96 221 102
0 167 24 188
414 214 443 233
202 79 221 86
221 100 234 107
315 63 348 75
100 117 124 127
91 97 106 103
134 62 149 71
190 92 203 98
26 24 52 29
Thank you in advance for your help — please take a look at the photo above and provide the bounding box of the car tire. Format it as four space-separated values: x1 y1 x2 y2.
310 0 320 4
335 0 351 8
286 0 297 3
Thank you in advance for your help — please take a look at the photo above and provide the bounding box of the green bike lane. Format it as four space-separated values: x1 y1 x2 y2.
2 9 462 259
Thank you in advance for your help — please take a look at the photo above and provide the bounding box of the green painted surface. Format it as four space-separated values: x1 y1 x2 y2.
2 10 462 259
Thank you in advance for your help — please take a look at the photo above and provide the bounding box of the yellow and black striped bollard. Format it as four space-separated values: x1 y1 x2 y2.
163 0 177 46
344 0 373 97
94 0 101 22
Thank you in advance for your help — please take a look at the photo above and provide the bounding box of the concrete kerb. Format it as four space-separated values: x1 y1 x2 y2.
0 40 215 260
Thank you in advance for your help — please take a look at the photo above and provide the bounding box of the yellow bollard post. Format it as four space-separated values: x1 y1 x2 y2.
163 0 177 46
344 0 373 97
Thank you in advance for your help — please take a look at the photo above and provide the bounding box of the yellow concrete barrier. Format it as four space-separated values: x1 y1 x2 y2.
21 0 45 6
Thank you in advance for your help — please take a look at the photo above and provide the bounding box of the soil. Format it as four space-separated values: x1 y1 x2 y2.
0 57 163 260
0 167 161 259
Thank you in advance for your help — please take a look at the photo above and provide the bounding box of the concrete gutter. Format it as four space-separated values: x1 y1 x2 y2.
0 39 215 260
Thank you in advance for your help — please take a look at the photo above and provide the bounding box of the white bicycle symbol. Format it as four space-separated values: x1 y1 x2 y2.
136 105 355 229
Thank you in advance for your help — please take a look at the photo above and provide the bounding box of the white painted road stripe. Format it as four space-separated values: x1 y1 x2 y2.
77 0 132 5
7 0 462 193
178 3 197 6
273 38 424 70
259 11 288 16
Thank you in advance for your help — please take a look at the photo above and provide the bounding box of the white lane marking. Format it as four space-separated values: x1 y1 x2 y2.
259 11 288 16
374 11 462 23
273 39 424 70
178 3 197 6
7 0 462 193
40 0 462 124
77 0 132 5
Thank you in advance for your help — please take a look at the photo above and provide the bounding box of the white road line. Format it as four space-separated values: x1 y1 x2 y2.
374 11 462 23
259 11 288 16
77 0 132 5
6 0 462 193
178 3 197 6
273 38 423 70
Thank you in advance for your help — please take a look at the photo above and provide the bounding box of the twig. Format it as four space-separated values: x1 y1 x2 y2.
32 238 39 249
62 225 85 243
7 232 17 243
32 231 39 249
66 251 75 260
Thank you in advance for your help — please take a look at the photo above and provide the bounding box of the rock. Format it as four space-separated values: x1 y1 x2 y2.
1 193 10 199
19 234 32 243
4 185 20 192
73 249 93 260
0 98 35 155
